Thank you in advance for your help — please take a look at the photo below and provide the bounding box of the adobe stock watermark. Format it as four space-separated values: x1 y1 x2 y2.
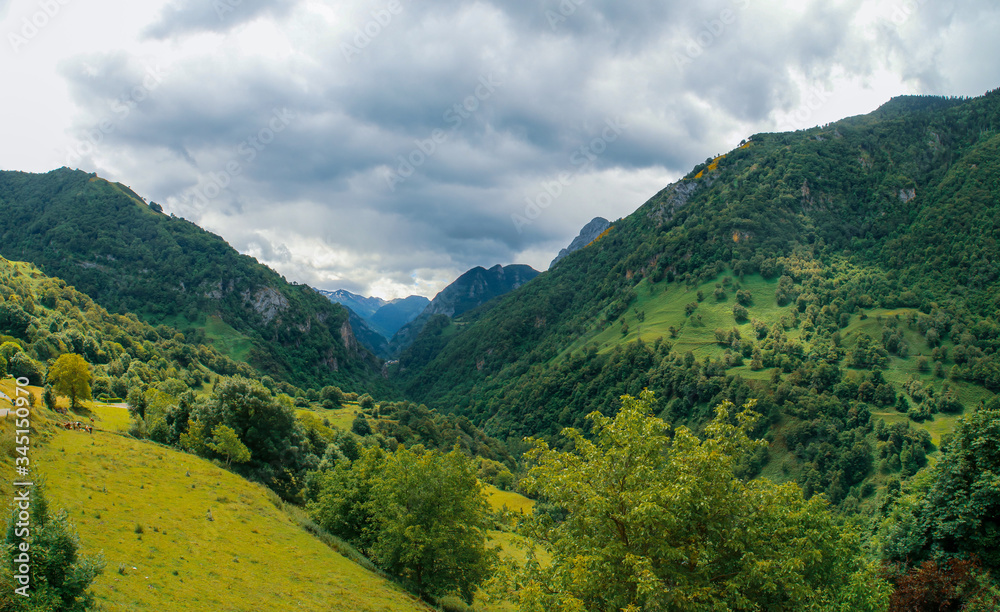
10 377 34 599
775 85 833 133
888 0 931 26
7 0 74 55
512 117 626 233
341 0 410 62
64 62 169 167
384 73 502 192
545 0 586 31
673 0 751 70
177 107 296 207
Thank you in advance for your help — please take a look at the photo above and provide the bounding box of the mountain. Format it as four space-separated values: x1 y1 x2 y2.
318 290 429 357
424 264 540 318
549 217 611 268
397 90 1000 508
346 308 392 359
0 168 385 392
318 289 387 319
390 264 540 353
369 295 430 337
0 256 256 392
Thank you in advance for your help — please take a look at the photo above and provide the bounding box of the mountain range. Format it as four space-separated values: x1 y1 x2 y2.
2 88 1000 611
318 289 430 347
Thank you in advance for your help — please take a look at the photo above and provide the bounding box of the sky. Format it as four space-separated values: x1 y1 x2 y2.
2 0 999 299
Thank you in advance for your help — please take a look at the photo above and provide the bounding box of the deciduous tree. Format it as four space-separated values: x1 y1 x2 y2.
498 391 890 612
48 353 92 409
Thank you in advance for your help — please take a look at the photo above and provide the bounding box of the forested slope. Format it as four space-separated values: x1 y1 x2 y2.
0 169 385 391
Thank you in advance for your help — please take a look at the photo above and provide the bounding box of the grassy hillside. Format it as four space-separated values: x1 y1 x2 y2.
0 403 432 612
0 170 386 392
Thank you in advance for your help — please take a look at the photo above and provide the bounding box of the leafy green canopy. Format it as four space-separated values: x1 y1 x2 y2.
307 445 495 603
47 353 92 409
876 400 1000 571
1 487 105 612
498 391 890 612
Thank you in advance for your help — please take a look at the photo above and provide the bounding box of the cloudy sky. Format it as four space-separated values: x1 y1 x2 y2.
2 0 999 298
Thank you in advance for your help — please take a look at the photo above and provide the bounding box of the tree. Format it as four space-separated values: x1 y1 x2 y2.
308 445 495 603
320 385 343 409
126 386 148 420
372 446 495 603
308 446 387 549
878 403 1000 572
359 393 376 410
497 391 890 612
0 487 105 611
351 414 373 436
42 384 57 411
206 424 251 466
47 354 92 410
10 352 45 387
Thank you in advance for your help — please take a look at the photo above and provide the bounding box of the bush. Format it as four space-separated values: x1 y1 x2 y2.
351 414 373 437
0 487 105 608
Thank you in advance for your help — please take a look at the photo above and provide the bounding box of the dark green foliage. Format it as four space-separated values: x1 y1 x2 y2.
320 385 344 409
351 414 372 436
0 170 386 392
879 404 1000 571
1 488 105 611
307 446 494 603
186 376 316 501
375 401 513 465
398 90 1000 447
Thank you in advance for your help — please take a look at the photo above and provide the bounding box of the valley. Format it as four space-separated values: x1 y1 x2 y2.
2 89 999 611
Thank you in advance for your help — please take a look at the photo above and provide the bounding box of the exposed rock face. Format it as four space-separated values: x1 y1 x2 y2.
246 287 289 324
340 318 359 354
647 180 700 227
550 217 611 268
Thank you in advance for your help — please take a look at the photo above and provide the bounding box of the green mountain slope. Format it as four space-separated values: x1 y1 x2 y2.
0 256 254 394
398 90 1000 508
0 169 385 392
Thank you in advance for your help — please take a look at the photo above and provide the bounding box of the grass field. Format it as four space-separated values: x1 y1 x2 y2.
295 402 369 431
155 314 254 363
484 485 535 516
3 424 432 612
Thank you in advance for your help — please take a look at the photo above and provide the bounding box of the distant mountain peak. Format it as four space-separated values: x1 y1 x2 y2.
550 217 612 268
391 263 540 353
